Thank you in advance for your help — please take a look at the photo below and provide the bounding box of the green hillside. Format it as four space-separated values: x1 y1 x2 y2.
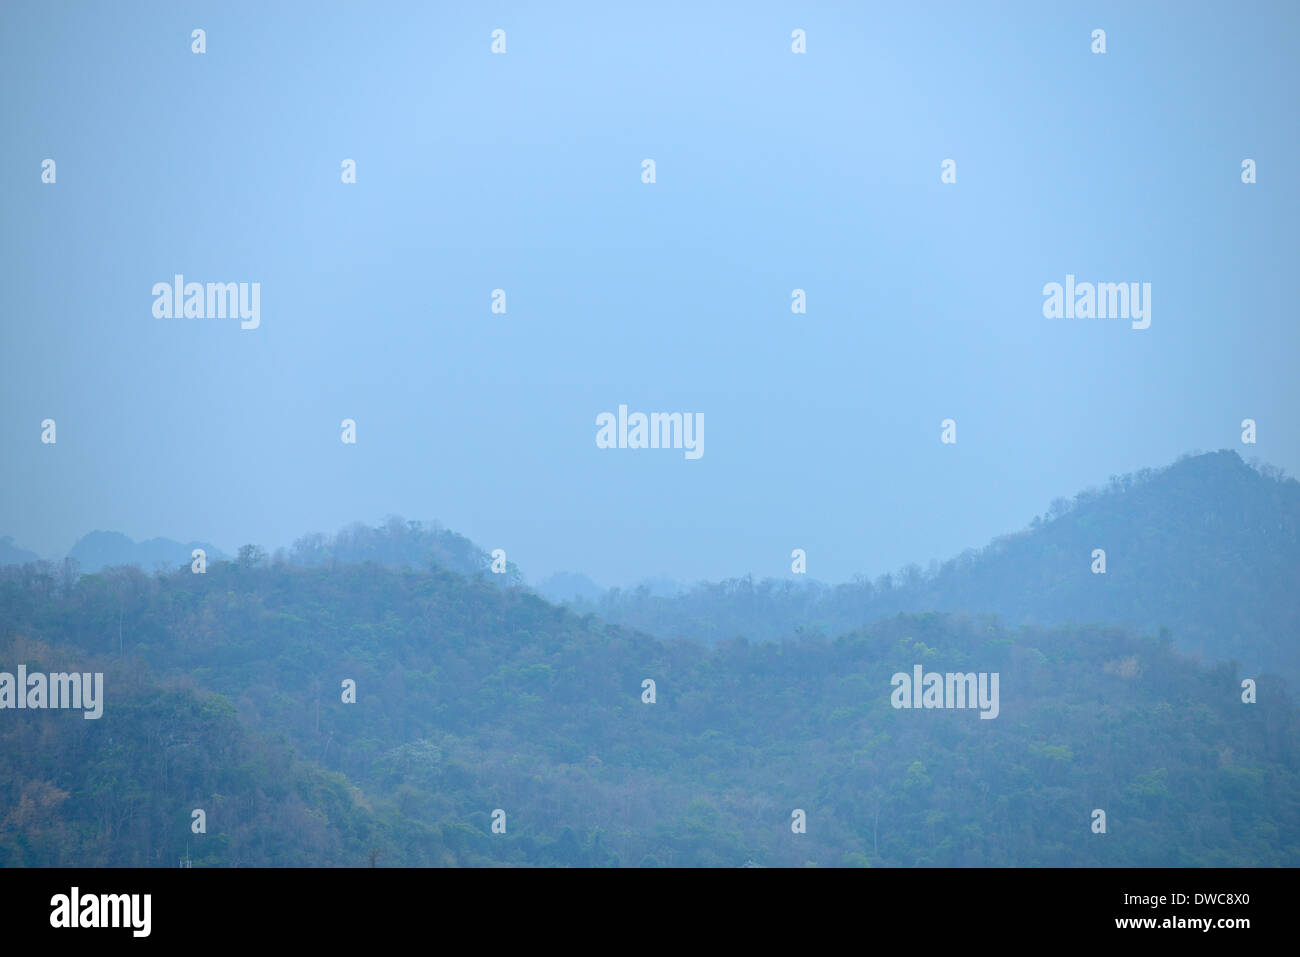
2 554 1296 867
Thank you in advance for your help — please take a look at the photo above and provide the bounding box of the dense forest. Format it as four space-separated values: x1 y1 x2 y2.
559 451 1300 686
2 541 1297 866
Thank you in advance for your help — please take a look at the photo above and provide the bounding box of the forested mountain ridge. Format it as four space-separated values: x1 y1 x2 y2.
12 451 1292 685
0 518 522 587
2 552 1296 867
565 451 1300 684
283 518 523 585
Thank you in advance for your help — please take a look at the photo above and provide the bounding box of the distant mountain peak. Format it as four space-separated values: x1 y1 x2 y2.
67 531 227 573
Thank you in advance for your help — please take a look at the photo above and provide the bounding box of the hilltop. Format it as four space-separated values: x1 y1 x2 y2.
566 451 1300 684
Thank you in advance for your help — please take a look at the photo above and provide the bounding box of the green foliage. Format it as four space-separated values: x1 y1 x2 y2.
1 543 1297 867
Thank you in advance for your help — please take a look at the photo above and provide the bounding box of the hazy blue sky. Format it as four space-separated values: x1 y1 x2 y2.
3 1 1297 587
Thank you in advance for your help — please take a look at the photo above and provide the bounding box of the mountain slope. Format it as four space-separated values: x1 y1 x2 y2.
0 634 479 867
567 451 1300 684
0 538 39 567
2 555 1296 867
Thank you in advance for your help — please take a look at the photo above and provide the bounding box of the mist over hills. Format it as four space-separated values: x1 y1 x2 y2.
0 519 520 584
0 531 229 574
4 0 1296 886
2 449 1297 866
535 571 606 605
68 531 229 574
5 450 1296 684
0 537 38 567
560 451 1300 685
4 450 1296 687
